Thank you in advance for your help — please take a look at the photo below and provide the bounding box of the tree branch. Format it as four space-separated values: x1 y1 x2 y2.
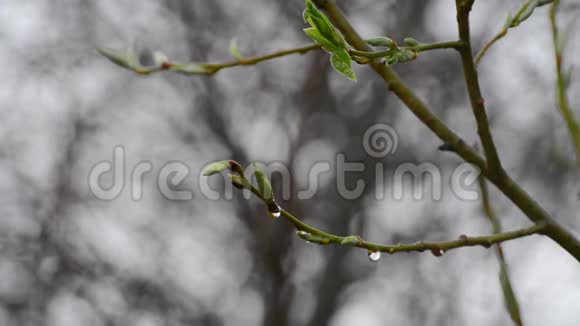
349 40 463 59
244 178 546 256
479 177 523 326
475 0 555 66
474 29 507 66
311 0 580 262
203 44 321 75
101 39 463 77
455 0 504 177
549 0 580 164
98 43 321 76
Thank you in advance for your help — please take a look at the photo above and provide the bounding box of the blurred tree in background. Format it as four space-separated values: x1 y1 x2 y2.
0 0 579 325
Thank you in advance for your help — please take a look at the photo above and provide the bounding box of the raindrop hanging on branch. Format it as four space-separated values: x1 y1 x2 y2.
368 250 382 262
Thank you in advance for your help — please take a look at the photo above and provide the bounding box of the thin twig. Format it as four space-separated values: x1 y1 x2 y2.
102 39 463 76
101 43 322 76
203 44 321 75
479 177 523 326
349 40 464 59
474 28 507 66
475 0 555 66
549 0 580 164
455 0 504 177
246 181 546 255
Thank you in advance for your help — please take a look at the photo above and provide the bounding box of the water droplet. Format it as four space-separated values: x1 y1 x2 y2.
267 202 281 218
368 250 381 262
430 248 445 257
296 230 312 243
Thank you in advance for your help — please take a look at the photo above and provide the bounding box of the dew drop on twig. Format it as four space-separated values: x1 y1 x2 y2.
268 202 281 218
430 248 445 257
296 230 311 243
368 251 382 262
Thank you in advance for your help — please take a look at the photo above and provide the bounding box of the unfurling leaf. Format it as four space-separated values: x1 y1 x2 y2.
303 0 346 50
303 27 337 52
202 160 232 176
503 13 514 29
512 0 540 27
152 51 169 66
366 37 395 48
403 37 420 47
97 47 140 70
394 49 417 63
303 0 354 81
227 174 251 190
386 55 398 66
253 162 273 202
330 49 356 81
229 38 242 60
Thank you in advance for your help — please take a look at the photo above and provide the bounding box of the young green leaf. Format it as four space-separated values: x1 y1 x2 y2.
306 16 333 44
330 49 356 81
328 26 347 50
229 37 242 60
303 0 346 49
503 13 514 29
512 0 540 27
303 27 338 52
394 49 417 63
403 38 420 47
303 0 318 21
227 174 251 190
304 9 332 40
366 37 395 48
97 47 138 70
202 160 232 176
253 162 273 202
152 51 169 67
333 48 351 66
386 55 398 66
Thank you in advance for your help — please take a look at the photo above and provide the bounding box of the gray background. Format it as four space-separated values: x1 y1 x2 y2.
0 0 579 325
